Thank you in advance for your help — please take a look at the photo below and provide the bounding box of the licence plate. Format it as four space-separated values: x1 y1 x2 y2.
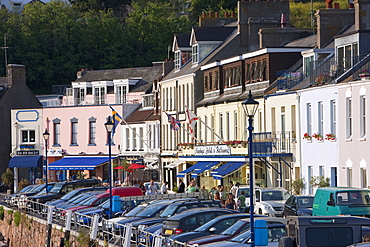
165 230 173 235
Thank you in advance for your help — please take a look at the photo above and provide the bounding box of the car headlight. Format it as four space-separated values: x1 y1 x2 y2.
263 204 273 210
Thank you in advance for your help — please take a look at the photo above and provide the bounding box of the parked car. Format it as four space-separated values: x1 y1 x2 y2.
167 213 250 245
283 195 313 217
234 185 251 212
28 179 101 203
254 187 290 217
199 223 286 247
46 186 108 207
161 207 238 237
312 187 370 217
187 216 286 246
76 198 143 224
60 186 143 213
134 199 222 231
4 184 37 205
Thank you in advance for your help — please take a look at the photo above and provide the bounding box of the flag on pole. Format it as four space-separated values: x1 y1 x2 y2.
166 112 180 131
185 106 199 134
110 106 123 136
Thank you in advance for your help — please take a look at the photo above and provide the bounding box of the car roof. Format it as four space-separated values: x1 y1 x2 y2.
238 217 286 224
165 208 236 220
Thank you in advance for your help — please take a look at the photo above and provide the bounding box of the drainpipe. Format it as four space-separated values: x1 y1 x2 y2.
296 92 303 194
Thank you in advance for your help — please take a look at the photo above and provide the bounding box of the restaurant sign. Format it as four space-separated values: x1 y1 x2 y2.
194 145 231 156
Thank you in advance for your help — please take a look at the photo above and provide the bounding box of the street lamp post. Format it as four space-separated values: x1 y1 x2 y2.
242 91 259 247
104 116 114 219
43 129 50 193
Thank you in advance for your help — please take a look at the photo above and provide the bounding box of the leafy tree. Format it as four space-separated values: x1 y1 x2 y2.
125 0 192 67
291 178 305 195
1 168 14 188
309 175 330 188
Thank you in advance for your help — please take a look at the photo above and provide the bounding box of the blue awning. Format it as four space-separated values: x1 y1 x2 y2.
48 156 111 170
213 162 246 180
177 161 211 178
8 155 43 168
191 162 219 178
211 162 234 175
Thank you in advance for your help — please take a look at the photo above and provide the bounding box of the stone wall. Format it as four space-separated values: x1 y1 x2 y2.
0 208 106 247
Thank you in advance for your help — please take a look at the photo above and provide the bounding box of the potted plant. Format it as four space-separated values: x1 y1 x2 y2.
312 133 323 141
303 133 312 141
325 133 336 141
315 74 331 85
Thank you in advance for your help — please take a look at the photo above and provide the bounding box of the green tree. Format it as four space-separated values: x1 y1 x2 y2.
1 168 14 188
291 178 305 195
309 175 330 188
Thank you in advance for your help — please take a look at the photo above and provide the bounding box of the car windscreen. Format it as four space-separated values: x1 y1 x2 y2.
194 217 221 232
222 220 249 235
70 194 91 203
237 188 250 198
50 183 64 193
336 191 370 206
159 204 178 217
82 196 99 206
60 190 82 200
230 229 251 243
262 191 290 201
124 205 146 216
32 184 45 192
297 197 314 208
136 204 166 217
20 185 35 193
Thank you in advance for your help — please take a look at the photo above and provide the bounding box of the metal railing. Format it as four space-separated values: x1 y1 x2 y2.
1 193 205 247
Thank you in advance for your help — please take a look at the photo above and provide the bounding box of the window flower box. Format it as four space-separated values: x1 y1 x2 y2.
303 133 312 141
325 133 336 141
359 71 370 81
312 133 323 141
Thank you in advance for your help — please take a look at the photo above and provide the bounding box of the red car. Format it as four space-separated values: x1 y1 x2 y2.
61 186 143 214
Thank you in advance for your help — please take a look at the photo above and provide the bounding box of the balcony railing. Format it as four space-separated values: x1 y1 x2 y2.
276 54 370 90
178 131 294 155
42 94 142 107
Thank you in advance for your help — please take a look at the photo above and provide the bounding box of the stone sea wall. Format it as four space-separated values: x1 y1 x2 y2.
0 207 105 247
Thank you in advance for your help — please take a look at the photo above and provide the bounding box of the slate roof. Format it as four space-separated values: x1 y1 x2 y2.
284 34 317 48
124 107 159 124
74 66 164 83
129 80 152 93
193 26 235 42
175 34 191 48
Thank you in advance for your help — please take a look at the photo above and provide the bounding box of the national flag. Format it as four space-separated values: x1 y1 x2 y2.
166 112 180 131
185 106 199 134
110 106 123 136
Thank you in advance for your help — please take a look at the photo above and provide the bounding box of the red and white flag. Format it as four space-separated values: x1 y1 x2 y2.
186 106 199 134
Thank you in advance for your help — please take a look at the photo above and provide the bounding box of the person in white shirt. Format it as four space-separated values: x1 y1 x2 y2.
147 180 158 195
161 181 168 194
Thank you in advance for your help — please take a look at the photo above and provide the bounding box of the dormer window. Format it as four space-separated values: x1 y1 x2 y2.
116 85 127 104
143 94 154 108
192 45 199 64
175 51 181 69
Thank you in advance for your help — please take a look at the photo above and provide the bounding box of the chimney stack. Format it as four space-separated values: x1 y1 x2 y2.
355 0 370 30
7 64 26 88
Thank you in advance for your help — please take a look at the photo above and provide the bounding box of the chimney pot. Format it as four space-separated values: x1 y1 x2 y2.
209 11 213 17
334 2 340 9
231 11 235 17
349 3 354 8
215 12 219 17
326 0 333 8
224 12 228 17
202 12 206 17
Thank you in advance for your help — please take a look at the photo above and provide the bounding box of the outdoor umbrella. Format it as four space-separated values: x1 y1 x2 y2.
114 166 125 169
128 163 146 170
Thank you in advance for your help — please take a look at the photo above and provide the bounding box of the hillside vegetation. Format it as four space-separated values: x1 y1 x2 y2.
0 0 353 94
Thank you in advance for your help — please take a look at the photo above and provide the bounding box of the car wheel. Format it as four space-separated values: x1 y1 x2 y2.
278 236 295 247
